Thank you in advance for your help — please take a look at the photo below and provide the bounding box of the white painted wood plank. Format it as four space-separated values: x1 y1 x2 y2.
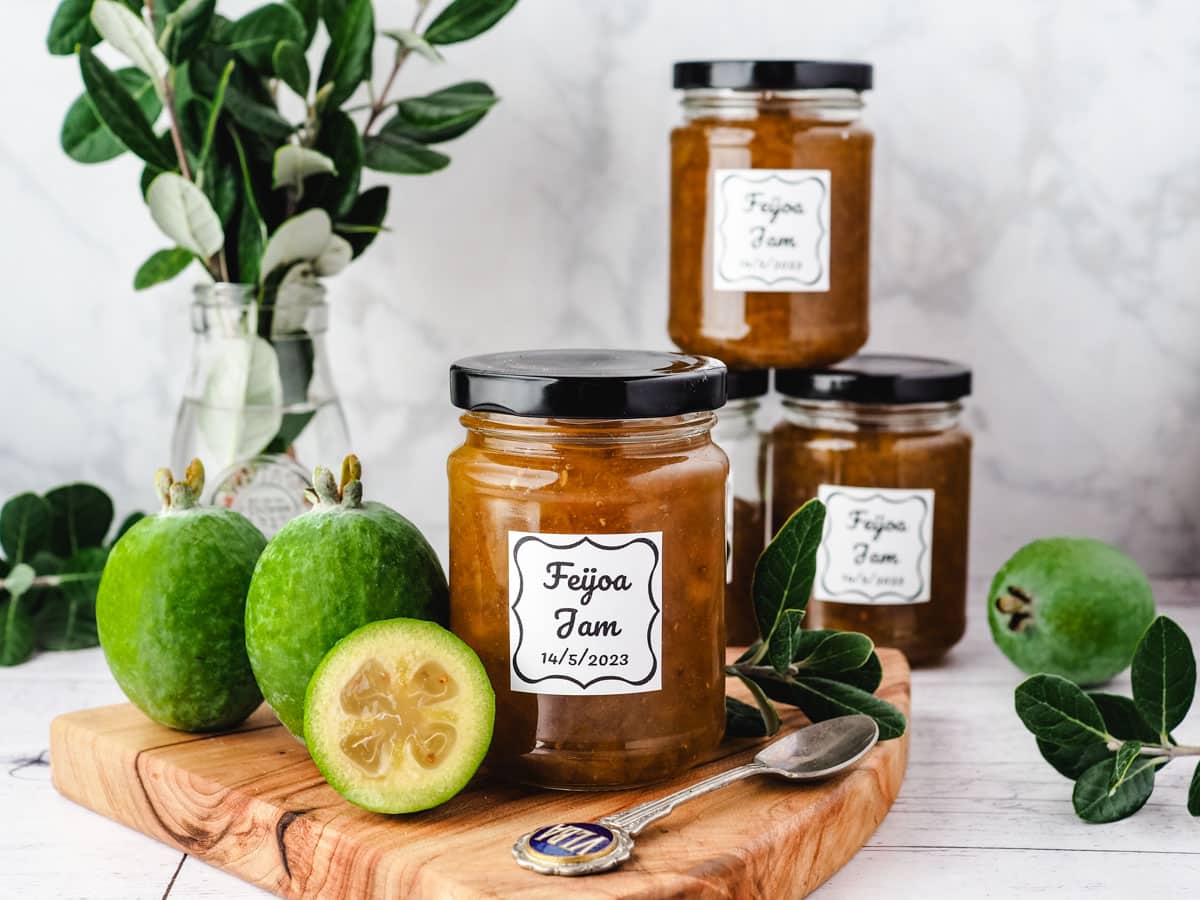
166 856 270 899
820 847 1200 899
2 577 1197 898
816 580 1200 896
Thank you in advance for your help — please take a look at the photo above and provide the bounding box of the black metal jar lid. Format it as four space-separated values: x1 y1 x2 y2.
673 60 873 92
725 369 770 401
775 355 971 405
450 349 727 419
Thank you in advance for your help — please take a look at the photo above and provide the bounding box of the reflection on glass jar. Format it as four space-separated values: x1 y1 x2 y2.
771 356 973 665
447 350 728 789
669 60 875 368
711 369 769 647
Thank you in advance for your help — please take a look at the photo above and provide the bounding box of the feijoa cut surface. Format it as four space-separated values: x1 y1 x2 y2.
304 618 495 814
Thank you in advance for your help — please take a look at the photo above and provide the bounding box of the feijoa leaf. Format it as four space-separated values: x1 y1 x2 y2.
44 483 115 557
1036 738 1112 781
35 547 108 651
1108 740 1144 793
273 39 310 97
1072 755 1157 823
729 671 781 738
48 0 102 55
759 674 906 740
338 186 389 257
725 696 772 738
226 3 307 72
382 82 497 144
1189 760 1200 817
78 46 175 171
134 248 195 290
794 631 874 673
0 494 53 563
424 0 518 45
61 68 161 164
317 0 373 107
1131 616 1196 739
1014 674 1109 748
1089 691 1161 744
0 599 35 667
753 499 824 673
362 132 449 175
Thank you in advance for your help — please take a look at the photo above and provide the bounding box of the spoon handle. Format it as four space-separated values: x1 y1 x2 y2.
600 762 765 836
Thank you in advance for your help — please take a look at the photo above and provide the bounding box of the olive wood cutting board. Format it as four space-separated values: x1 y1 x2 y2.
50 648 910 899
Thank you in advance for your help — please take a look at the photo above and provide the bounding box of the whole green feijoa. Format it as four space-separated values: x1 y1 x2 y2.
987 537 1155 685
97 461 266 731
245 455 449 740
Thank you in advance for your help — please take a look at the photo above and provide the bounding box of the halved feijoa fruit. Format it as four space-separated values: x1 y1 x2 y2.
304 618 495 813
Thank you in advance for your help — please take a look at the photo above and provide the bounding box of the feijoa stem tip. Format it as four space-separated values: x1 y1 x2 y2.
155 459 205 512
307 454 364 509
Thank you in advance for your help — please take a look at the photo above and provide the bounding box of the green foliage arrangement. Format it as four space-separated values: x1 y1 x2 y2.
1015 616 1200 822
47 0 518 289
0 483 141 666
725 500 908 742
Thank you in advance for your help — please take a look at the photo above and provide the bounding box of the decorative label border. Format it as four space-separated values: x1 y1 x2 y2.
714 170 830 289
510 534 661 691
816 488 932 604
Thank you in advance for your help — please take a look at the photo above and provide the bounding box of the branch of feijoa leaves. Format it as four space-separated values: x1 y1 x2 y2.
725 500 908 742
49 0 519 290
0 484 142 667
1015 615 1200 822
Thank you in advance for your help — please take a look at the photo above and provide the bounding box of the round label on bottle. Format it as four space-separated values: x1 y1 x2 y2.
210 456 311 537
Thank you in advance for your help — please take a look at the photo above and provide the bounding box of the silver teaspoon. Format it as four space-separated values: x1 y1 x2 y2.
512 714 880 876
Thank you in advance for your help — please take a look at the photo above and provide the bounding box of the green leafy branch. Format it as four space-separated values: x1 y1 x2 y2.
1015 616 1200 822
48 0 518 290
724 500 908 742
0 484 142 667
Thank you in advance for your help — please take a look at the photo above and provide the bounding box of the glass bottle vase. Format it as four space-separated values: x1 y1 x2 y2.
171 282 350 536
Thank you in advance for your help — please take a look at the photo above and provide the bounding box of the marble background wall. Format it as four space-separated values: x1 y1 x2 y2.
2 0 1199 577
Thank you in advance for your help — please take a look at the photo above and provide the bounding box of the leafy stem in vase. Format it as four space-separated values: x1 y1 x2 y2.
49 0 520 461
724 500 908 742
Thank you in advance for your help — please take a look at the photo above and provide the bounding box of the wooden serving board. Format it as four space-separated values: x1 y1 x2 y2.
50 648 909 899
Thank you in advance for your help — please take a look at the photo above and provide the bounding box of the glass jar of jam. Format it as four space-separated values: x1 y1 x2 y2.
771 356 973 664
711 369 769 647
447 350 728 789
669 59 874 369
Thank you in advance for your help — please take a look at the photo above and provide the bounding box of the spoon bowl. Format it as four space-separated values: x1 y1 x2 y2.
754 714 880 780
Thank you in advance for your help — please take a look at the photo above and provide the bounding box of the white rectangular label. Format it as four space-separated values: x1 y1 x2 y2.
712 168 832 292
814 485 934 605
508 531 663 696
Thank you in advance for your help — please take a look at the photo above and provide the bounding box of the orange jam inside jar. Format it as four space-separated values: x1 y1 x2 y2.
669 60 875 369
771 356 973 664
711 369 770 646
447 350 729 789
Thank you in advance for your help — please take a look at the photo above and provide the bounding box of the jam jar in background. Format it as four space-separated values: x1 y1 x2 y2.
771 355 973 664
447 350 728 789
711 368 770 647
669 59 875 369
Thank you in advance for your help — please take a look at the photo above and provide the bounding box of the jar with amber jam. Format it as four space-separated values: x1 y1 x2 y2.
771 356 973 664
448 350 728 789
669 59 875 368
711 368 769 646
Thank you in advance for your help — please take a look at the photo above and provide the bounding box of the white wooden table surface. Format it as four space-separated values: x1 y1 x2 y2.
3 578 1198 899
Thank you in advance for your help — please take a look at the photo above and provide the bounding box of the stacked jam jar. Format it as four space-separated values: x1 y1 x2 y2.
445 59 974 793
669 59 974 666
